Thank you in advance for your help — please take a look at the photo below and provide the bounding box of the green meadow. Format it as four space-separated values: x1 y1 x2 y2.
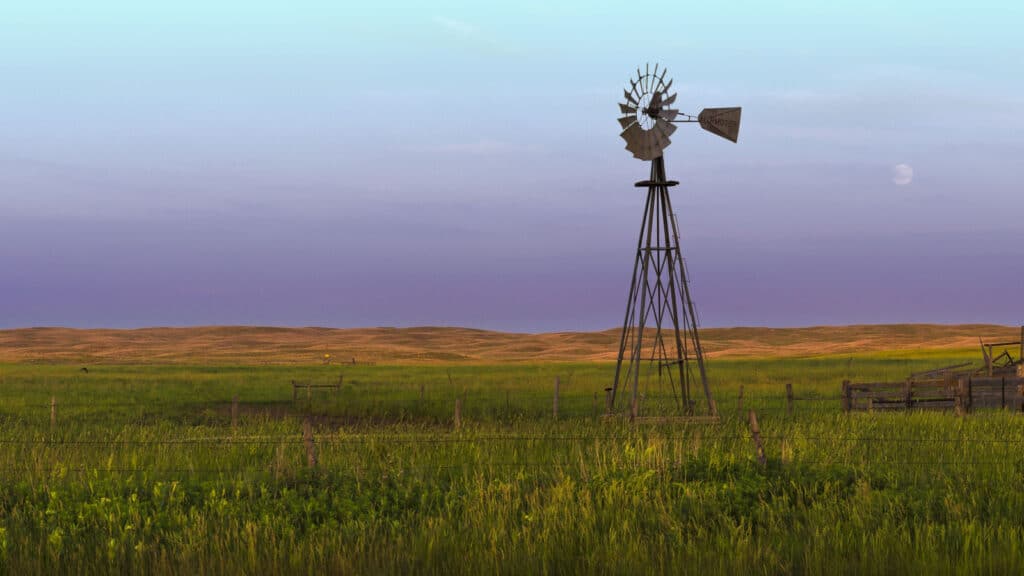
2 350 1023 574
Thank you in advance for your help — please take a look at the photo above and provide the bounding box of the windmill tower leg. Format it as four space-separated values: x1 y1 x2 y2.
612 156 712 415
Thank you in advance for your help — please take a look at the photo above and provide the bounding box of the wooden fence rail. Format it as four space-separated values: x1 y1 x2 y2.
292 378 343 401
843 377 1024 413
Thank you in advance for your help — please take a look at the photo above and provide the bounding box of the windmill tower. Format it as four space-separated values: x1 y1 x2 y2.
611 64 741 417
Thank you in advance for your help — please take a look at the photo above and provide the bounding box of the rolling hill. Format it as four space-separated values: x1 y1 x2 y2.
0 324 1019 365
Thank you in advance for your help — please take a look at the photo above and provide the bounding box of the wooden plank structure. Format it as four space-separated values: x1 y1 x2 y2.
980 328 1024 377
843 327 1024 414
843 376 1024 413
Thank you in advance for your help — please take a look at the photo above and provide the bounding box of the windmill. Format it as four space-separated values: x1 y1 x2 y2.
611 63 741 418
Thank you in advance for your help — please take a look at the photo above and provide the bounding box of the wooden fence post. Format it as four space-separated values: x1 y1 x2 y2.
592 392 598 420
553 376 560 420
420 381 425 402
630 395 638 422
737 385 744 415
303 417 317 469
955 377 967 416
748 410 766 467
50 396 56 429
306 381 311 403
605 388 614 416
231 395 238 430
337 374 343 394
454 397 462 430
842 380 851 412
506 390 511 419
785 383 793 417
904 380 913 410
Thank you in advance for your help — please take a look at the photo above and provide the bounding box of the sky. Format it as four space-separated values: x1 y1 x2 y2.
1 1 1023 332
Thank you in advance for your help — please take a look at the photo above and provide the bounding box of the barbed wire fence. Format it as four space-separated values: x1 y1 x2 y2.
2 378 1024 480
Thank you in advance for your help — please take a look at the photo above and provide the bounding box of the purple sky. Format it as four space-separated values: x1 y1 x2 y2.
2 2 1023 331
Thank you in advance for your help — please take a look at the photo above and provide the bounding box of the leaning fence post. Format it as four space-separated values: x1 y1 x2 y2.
748 410 766 467
231 395 239 430
50 396 56 429
454 397 462 430
785 383 793 417
553 376 560 421
303 417 317 469
737 385 744 415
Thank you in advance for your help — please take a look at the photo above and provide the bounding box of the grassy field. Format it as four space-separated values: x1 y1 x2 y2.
2 346 1024 574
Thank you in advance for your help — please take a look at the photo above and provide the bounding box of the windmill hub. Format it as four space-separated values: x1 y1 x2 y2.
636 94 660 129
611 63 742 418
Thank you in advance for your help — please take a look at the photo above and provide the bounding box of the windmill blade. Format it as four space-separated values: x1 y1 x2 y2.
643 131 667 160
653 128 671 151
698 107 742 142
661 93 677 107
619 102 636 115
656 119 677 137
623 89 637 105
634 141 655 160
618 116 637 130
620 124 644 150
662 78 673 94
648 129 665 151
659 108 678 122
622 125 656 161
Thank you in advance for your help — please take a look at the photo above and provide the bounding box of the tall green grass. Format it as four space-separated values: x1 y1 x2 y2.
1 351 1021 574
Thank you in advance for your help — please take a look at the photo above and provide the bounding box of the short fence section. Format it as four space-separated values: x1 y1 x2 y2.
843 377 1024 413
292 378 343 401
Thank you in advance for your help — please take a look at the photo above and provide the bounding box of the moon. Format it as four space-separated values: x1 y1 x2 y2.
892 163 913 186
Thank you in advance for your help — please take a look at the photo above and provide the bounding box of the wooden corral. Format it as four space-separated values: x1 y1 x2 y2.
843 327 1024 414
842 376 1024 413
